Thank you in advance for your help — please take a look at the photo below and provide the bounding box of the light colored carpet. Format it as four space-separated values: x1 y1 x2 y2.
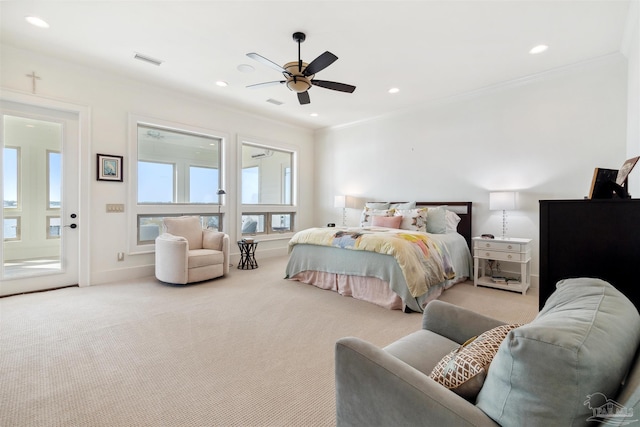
0 255 538 426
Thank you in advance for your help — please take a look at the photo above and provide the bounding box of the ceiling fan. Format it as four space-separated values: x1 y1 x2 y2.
246 32 356 105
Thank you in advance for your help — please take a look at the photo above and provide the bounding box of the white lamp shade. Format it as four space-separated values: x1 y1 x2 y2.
489 191 516 211
334 195 363 209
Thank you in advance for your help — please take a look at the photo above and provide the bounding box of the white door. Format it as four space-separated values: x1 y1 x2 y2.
0 101 80 296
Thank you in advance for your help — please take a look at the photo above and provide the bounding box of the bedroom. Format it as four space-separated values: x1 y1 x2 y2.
0 0 638 425
0 1 636 292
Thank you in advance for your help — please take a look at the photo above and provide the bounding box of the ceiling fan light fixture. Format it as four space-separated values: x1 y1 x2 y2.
283 61 312 93
286 77 311 93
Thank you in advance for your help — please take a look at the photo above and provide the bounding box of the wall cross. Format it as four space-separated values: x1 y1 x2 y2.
25 71 41 94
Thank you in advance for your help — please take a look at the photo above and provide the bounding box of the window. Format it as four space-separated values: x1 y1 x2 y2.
47 216 61 239
47 150 61 209
189 166 218 203
137 124 221 205
137 214 220 245
3 217 20 241
131 118 225 251
241 144 292 205
3 147 19 209
138 161 174 203
241 140 296 236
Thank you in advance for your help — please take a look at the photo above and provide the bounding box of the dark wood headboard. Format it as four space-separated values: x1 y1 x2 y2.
390 201 473 250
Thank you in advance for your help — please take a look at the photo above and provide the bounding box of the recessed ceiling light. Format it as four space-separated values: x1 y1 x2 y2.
388 88 400 94
237 64 255 73
25 16 50 28
310 113 318 117
529 45 549 55
216 81 228 87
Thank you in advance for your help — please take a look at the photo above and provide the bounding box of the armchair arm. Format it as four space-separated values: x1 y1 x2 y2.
422 300 506 345
202 231 230 275
155 233 189 284
335 337 498 427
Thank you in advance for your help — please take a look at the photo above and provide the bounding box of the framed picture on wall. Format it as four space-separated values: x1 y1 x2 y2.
97 154 123 182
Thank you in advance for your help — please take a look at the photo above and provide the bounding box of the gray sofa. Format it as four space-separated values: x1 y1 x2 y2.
335 278 640 426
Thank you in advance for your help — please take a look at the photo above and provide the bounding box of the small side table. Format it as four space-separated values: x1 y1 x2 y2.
237 240 258 269
473 236 532 295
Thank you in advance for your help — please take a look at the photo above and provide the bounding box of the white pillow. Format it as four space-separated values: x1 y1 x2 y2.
389 201 416 210
394 208 428 232
446 210 461 232
364 202 390 209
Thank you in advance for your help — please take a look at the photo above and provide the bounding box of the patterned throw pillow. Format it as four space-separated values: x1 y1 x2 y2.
359 207 394 227
394 208 428 232
429 324 521 401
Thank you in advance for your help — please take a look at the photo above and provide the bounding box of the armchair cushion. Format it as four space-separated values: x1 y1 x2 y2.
163 216 203 250
476 278 640 426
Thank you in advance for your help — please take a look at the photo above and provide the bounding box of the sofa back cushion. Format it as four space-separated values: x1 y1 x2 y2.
163 216 203 250
476 278 640 426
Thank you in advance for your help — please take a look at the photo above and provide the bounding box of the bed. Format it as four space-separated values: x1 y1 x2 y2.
285 202 473 312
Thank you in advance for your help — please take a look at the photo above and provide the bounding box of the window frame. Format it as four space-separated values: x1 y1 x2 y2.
128 115 227 254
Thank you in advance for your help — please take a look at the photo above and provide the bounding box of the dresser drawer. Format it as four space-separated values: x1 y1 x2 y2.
476 249 528 262
474 240 525 252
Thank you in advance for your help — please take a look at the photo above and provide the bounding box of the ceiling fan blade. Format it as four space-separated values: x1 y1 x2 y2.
246 81 286 89
297 91 311 105
303 51 338 76
246 53 290 75
311 80 356 93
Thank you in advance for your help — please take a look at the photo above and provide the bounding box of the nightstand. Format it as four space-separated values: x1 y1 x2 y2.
473 236 532 295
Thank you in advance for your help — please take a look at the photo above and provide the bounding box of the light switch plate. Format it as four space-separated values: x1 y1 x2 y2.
106 204 124 213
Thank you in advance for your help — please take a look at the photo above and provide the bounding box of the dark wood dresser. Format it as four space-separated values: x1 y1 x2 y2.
539 199 640 310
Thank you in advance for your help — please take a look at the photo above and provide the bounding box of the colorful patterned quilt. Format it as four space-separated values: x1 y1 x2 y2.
288 227 455 297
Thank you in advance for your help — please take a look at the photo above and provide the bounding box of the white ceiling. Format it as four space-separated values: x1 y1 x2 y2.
0 1 632 130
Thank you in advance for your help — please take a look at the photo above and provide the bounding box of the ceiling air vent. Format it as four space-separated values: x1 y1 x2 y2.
266 98 284 106
134 52 163 66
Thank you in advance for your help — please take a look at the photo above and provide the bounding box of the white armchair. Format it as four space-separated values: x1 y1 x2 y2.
155 216 229 284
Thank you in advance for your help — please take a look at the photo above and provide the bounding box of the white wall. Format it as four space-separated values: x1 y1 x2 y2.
0 45 315 285
624 0 640 196
314 55 628 287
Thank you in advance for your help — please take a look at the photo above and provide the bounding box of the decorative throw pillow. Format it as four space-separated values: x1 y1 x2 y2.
371 215 402 229
429 324 521 401
394 208 428 232
360 207 394 227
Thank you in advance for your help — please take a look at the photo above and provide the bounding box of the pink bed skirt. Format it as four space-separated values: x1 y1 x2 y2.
288 271 446 311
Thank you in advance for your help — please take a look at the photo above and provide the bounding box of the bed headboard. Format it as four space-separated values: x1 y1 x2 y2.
392 201 473 250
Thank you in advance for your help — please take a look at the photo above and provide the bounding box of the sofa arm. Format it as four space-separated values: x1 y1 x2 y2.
155 233 189 284
422 300 506 345
335 337 498 427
